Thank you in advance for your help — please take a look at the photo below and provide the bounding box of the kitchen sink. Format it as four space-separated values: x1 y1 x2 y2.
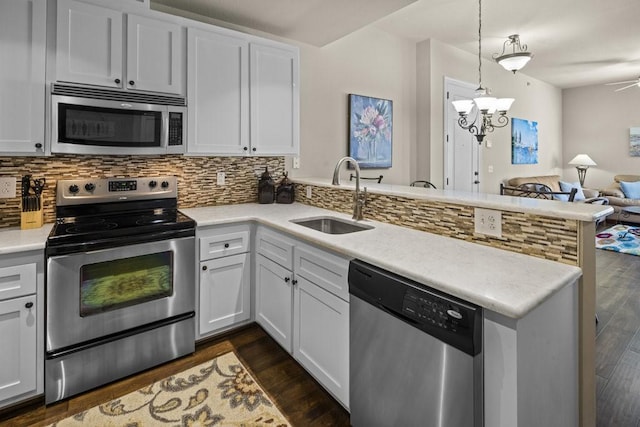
290 216 374 234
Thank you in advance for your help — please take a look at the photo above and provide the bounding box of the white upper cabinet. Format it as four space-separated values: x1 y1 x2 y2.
56 0 123 88
56 0 184 95
0 0 46 154
186 27 299 157
126 14 183 94
187 28 249 155
250 43 299 156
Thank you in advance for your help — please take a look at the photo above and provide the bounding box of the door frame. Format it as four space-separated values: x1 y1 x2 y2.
443 77 481 192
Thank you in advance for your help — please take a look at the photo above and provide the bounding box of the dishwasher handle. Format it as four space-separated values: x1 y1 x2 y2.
378 301 421 326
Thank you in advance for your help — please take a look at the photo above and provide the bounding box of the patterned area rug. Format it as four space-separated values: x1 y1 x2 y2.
596 224 640 256
47 352 290 427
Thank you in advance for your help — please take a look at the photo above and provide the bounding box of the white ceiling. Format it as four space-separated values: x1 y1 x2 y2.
152 0 640 89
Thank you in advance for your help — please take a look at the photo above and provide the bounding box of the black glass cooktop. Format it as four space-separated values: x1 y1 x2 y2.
47 208 195 251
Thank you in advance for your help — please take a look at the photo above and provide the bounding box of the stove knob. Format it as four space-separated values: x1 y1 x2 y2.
84 183 95 192
69 184 79 194
161 181 170 189
149 180 157 189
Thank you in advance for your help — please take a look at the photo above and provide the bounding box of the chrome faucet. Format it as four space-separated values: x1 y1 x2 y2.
332 156 367 221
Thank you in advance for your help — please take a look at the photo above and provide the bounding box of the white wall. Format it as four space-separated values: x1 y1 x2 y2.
295 28 417 183
418 39 564 193
563 84 640 190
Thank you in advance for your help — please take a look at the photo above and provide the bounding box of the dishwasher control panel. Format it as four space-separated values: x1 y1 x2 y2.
402 290 468 333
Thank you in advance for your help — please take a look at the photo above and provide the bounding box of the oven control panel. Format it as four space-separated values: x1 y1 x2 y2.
57 176 178 206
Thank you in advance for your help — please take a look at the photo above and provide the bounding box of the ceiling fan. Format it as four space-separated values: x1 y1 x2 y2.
605 76 640 91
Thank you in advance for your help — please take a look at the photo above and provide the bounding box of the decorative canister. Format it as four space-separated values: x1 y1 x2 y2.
276 172 295 204
258 167 275 204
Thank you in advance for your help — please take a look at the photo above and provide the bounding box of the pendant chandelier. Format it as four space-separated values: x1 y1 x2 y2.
452 0 514 143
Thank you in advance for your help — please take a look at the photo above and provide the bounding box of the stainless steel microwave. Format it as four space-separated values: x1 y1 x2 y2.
51 84 186 155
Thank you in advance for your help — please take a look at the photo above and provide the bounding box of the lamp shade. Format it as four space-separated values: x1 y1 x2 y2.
496 53 532 73
452 99 474 115
568 154 597 167
473 96 497 113
494 98 514 113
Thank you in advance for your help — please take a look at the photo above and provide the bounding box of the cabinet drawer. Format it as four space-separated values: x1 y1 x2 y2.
0 263 36 301
256 227 294 269
294 243 349 301
200 230 250 261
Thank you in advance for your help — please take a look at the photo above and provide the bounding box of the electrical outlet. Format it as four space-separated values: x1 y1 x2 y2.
488 165 494 173
292 157 300 169
474 208 502 237
216 172 226 186
0 177 16 198
306 186 312 198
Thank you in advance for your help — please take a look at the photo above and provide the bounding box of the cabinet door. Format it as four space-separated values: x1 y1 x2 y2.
0 295 37 402
293 276 349 408
127 14 184 94
56 0 123 88
199 253 250 337
187 28 249 155
0 0 46 154
255 254 293 351
250 43 299 156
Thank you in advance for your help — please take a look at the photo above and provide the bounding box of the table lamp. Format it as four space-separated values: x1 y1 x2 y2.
568 154 597 186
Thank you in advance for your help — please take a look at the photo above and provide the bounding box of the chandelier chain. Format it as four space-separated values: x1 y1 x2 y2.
478 0 482 88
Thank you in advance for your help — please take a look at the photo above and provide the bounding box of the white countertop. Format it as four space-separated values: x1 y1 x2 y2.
0 224 53 255
293 177 613 223
182 203 582 320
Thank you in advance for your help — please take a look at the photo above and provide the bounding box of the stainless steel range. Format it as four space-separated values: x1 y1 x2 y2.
45 176 195 404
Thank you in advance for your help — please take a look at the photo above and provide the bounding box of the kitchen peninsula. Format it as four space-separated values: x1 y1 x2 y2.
0 182 611 426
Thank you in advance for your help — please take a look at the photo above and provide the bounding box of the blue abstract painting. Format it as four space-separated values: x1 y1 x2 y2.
349 94 393 168
511 118 538 165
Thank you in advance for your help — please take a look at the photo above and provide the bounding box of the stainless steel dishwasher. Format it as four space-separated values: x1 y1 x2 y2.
348 259 483 427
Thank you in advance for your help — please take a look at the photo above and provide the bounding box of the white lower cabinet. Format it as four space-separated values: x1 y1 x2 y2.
197 224 252 339
200 253 251 335
0 252 43 409
0 295 37 402
293 275 349 407
255 227 350 408
255 253 294 351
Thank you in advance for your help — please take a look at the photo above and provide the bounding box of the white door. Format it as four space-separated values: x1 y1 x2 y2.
187 28 249 155
249 43 299 156
255 254 293 351
56 0 122 88
199 253 250 337
293 275 349 408
127 14 184 94
444 77 480 192
0 296 37 402
0 0 46 154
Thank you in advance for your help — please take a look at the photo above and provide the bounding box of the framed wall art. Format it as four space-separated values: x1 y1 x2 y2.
348 94 393 168
511 117 539 165
630 127 640 157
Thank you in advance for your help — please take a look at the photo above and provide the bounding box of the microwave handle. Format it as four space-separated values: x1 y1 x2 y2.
161 108 169 149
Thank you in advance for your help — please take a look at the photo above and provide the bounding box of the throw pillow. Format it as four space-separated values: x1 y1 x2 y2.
619 181 640 199
558 181 586 201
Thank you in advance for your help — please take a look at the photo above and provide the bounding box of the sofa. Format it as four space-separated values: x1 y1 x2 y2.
601 175 640 224
503 175 601 200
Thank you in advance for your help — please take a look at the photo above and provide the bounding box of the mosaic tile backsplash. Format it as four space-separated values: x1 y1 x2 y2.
0 155 285 228
294 183 579 265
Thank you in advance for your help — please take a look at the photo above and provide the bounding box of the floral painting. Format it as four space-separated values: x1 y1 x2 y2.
511 117 539 165
349 94 393 168
630 127 640 157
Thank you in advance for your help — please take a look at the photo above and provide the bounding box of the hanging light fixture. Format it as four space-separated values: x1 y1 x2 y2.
452 0 514 143
493 34 533 73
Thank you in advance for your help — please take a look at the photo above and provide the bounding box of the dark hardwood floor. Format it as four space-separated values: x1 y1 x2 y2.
596 247 640 427
0 324 350 427
2 243 639 426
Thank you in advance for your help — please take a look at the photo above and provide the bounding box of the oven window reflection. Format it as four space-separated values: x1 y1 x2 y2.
80 251 173 316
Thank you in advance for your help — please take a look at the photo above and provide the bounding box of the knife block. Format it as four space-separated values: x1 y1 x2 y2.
21 196 43 230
